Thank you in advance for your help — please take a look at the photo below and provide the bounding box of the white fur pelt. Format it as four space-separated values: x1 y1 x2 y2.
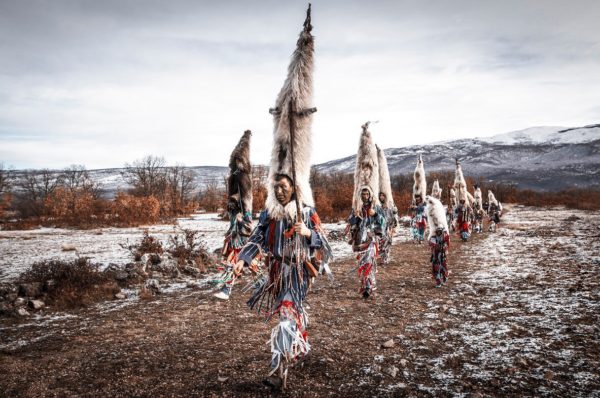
488 190 499 208
454 160 470 206
426 196 449 239
227 129 252 213
474 187 483 209
376 144 394 209
431 180 442 200
265 7 315 220
413 154 426 201
352 122 380 212
467 191 475 205
450 187 457 208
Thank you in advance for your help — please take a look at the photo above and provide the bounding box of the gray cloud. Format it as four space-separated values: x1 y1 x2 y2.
1 0 599 169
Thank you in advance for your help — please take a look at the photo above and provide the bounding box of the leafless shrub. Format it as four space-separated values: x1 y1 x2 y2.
18 258 118 309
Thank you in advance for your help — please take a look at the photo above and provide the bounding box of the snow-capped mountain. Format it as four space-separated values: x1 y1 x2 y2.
315 124 600 191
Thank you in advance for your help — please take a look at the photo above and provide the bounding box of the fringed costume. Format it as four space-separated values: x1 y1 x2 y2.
240 205 329 379
348 123 385 297
410 154 427 243
487 190 502 231
454 159 472 241
236 5 332 388
426 196 450 287
472 185 484 233
215 130 254 300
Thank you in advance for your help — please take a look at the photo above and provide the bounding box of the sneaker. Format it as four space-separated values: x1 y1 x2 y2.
213 286 231 300
362 289 371 299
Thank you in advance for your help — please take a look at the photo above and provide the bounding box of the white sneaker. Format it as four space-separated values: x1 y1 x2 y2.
213 291 230 300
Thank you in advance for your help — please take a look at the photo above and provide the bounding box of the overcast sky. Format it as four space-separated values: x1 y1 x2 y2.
1 0 599 169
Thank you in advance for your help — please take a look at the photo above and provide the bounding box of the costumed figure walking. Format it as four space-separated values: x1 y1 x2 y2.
214 130 255 300
409 154 427 243
453 159 472 241
487 190 503 232
472 184 484 233
376 144 398 265
425 196 450 287
447 186 456 230
347 122 385 298
233 5 332 389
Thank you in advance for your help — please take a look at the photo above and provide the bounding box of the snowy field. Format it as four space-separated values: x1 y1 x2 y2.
0 213 395 282
399 206 600 396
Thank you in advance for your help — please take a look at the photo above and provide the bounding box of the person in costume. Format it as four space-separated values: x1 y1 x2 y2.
471 184 484 233
426 196 450 287
214 130 255 300
376 144 398 265
487 190 503 231
409 154 427 243
232 5 332 389
347 123 385 298
453 159 472 241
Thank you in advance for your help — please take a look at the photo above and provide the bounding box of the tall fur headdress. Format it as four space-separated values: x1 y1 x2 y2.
352 122 380 212
431 180 442 200
425 195 449 238
454 159 470 205
473 185 483 209
227 130 252 214
413 154 426 201
376 144 394 209
488 190 499 207
265 5 316 220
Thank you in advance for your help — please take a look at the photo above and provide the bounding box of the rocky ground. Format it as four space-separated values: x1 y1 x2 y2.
0 205 599 397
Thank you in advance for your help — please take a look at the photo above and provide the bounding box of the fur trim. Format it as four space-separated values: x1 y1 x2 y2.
431 180 442 200
265 6 315 220
227 130 252 213
426 195 449 238
413 154 426 200
352 123 380 212
376 144 394 208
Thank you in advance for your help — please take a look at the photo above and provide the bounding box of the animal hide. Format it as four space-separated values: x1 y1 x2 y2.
431 180 442 200
227 130 252 214
474 186 483 209
265 5 316 220
425 196 449 238
352 122 380 212
376 144 394 209
488 190 499 207
450 187 457 208
454 159 470 206
413 154 426 201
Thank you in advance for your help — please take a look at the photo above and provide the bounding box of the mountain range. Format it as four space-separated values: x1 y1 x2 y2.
12 124 599 196
315 124 600 191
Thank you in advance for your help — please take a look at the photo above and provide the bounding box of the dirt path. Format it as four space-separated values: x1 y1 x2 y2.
1 206 599 397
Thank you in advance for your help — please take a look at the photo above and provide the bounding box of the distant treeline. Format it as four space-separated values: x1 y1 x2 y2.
1 159 598 229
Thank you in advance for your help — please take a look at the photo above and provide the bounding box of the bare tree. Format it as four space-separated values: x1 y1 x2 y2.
197 179 225 212
122 155 167 198
60 165 102 213
0 162 12 196
165 165 197 214
16 169 63 217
